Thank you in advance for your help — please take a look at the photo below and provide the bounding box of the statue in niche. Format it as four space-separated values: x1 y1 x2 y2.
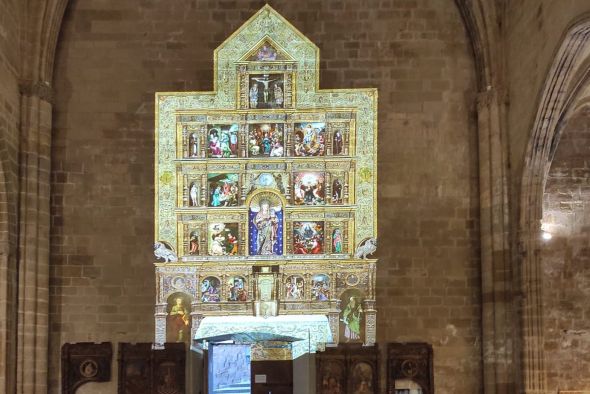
189 182 199 207
249 193 283 256
188 132 199 158
333 129 343 155
254 200 278 254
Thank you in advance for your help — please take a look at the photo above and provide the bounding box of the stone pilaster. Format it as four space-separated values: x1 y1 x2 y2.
477 88 518 394
17 81 53 394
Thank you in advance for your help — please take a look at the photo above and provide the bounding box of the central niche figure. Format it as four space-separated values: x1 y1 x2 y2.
249 193 283 256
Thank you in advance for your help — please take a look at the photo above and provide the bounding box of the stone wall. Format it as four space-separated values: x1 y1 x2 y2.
542 106 590 391
0 0 21 392
50 0 480 393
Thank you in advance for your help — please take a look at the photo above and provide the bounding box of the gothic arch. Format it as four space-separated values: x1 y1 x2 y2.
519 15 590 394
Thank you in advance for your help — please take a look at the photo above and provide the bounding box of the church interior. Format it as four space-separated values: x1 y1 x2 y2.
1 1 590 393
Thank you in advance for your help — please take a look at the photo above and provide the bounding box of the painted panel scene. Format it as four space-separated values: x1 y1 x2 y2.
293 221 324 255
208 173 239 207
293 122 326 157
351 362 374 394
166 293 191 343
248 123 284 157
207 223 239 256
207 124 239 158
293 172 325 205
249 73 284 109
340 289 364 343
319 361 346 394
227 276 247 301
284 275 304 300
247 41 285 61
201 276 221 303
311 274 330 301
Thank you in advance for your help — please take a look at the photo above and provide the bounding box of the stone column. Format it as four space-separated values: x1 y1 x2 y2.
17 81 53 394
477 88 518 394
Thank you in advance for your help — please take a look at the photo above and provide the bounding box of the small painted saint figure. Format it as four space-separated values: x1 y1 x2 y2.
254 201 278 255
167 297 190 343
332 229 343 253
342 296 363 341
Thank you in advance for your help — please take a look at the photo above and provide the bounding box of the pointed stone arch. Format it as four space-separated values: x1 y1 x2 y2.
519 16 590 394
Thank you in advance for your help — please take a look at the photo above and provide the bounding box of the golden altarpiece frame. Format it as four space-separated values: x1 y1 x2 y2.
154 5 378 354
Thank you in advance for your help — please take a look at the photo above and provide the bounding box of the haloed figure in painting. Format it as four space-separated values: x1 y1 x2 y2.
342 296 363 342
254 200 278 255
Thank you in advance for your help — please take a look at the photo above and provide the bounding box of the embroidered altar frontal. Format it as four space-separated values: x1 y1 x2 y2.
154 5 378 351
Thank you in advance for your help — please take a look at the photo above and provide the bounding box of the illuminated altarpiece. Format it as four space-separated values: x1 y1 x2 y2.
154 5 378 355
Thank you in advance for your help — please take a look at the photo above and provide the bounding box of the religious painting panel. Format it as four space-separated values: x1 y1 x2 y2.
207 124 239 158
249 73 285 109
207 173 240 207
166 292 192 344
318 360 346 394
350 361 374 394
200 276 222 303
284 275 304 300
293 221 324 255
248 192 284 256
118 343 151 394
340 289 365 343
247 123 285 157
293 171 325 205
249 172 287 194
207 222 240 256
227 276 248 301
312 273 330 301
247 40 286 61
153 344 186 394
293 122 326 157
